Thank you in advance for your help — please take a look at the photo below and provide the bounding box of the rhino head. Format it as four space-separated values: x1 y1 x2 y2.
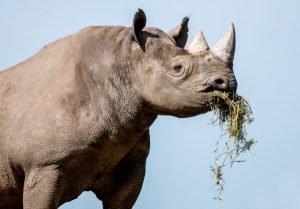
131 9 237 117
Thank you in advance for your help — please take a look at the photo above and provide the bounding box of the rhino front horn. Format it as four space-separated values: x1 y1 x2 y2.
211 23 235 63
187 31 209 53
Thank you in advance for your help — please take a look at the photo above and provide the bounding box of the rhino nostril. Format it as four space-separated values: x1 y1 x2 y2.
212 77 228 90
215 78 225 85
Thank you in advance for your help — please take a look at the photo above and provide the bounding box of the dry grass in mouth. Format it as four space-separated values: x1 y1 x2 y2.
210 90 255 200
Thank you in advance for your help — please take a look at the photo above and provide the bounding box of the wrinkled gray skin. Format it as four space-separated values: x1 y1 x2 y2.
0 9 237 209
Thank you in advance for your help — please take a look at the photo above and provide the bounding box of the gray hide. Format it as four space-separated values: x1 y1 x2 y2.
0 9 237 209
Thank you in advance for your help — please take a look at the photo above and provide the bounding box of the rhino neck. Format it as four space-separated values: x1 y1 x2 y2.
83 68 157 134
74 71 156 153
76 27 157 136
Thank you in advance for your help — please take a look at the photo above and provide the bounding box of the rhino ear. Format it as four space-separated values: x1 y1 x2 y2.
133 9 147 48
167 17 189 48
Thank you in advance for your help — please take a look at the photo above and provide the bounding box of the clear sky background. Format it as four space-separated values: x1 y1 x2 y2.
1 0 299 209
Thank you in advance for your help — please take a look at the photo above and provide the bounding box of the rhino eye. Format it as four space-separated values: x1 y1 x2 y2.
173 64 183 72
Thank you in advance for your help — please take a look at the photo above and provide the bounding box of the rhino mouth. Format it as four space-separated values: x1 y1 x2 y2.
200 85 215 93
200 85 237 94
194 88 234 113
199 89 236 113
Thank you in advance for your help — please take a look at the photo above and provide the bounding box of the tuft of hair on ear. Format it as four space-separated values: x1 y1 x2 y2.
181 16 190 31
133 8 147 48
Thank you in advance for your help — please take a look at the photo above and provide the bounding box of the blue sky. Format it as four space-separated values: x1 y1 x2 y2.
1 0 299 209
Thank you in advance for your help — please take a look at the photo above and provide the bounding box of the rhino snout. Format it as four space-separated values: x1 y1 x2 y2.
209 76 237 92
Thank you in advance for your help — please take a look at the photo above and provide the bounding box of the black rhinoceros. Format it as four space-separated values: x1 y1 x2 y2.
0 9 237 209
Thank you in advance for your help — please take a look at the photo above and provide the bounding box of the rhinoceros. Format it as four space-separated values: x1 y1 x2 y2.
0 9 237 209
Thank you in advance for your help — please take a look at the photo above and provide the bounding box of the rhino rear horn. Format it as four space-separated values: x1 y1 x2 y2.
187 31 209 53
211 23 236 63
133 9 147 48
167 17 189 48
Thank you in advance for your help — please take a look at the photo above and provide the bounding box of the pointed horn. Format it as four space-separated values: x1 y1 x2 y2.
211 23 235 63
187 31 209 53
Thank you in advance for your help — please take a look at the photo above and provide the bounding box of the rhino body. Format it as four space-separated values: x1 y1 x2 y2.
0 10 237 209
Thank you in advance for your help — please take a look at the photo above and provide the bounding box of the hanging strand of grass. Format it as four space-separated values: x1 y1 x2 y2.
210 90 255 200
